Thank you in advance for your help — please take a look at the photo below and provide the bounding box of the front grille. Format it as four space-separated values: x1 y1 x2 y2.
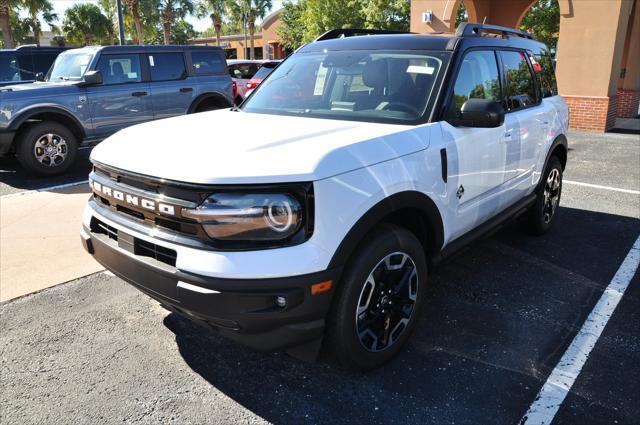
90 217 177 267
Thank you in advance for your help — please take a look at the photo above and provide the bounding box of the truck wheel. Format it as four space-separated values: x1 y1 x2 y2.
16 121 78 177
521 156 563 235
326 224 427 370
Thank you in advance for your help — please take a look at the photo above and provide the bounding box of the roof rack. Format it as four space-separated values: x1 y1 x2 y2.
456 23 535 40
315 28 411 42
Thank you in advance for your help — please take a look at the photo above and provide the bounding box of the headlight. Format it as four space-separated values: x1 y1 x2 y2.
181 193 304 243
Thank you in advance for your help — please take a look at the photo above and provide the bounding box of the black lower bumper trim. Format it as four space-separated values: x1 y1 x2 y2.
83 224 341 351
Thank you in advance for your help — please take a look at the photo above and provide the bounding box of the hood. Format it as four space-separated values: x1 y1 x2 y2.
90 109 430 184
0 80 78 93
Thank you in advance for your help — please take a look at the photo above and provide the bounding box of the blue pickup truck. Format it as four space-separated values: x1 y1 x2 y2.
0 45 234 176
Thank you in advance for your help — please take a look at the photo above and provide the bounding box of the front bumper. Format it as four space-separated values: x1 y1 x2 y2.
80 223 341 352
0 131 15 155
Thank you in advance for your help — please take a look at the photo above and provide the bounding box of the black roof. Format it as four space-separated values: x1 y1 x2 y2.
299 23 548 54
1 46 68 53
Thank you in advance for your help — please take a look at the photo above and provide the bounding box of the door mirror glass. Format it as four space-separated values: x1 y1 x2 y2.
455 98 505 128
79 70 103 86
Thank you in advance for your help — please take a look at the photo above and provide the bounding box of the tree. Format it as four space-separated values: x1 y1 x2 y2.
99 0 119 44
229 0 271 59
158 0 194 44
456 0 467 27
21 0 57 45
147 18 196 44
301 0 364 43
277 0 305 50
124 0 145 43
362 0 410 31
0 0 15 48
197 0 227 46
520 0 560 51
63 4 111 46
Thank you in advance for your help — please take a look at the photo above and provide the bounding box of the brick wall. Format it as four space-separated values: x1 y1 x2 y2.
616 89 640 118
563 95 618 132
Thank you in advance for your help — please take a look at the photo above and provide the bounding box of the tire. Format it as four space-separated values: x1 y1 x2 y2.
325 223 428 370
16 121 78 177
521 156 563 235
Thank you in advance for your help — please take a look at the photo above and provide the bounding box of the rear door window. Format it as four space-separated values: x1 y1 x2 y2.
529 49 557 98
500 50 538 111
96 54 142 85
149 52 186 81
191 51 225 75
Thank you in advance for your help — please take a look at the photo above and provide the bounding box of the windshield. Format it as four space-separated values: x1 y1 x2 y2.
47 52 93 81
0 52 20 82
242 50 449 124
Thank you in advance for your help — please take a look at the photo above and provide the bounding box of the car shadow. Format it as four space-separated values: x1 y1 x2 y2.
163 206 639 425
0 147 93 194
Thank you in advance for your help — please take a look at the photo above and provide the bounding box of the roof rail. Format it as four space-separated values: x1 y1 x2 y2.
456 23 535 40
315 28 411 42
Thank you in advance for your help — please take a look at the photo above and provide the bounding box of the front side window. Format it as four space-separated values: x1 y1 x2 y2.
149 53 186 81
242 50 448 124
47 52 93 81
501 50 538 110
96 54 142 85
451 50 501 113
191 51 225 75
0 52 20 82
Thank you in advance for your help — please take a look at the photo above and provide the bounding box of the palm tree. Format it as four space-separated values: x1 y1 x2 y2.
230 0 271 59
159 0 194 45
123 0 144 44
0 0 15 48
197 0 227 46
21 0 57 45
63 3 111 45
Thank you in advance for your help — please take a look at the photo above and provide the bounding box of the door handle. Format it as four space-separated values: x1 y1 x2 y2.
179 87 193 93
131 91 148 97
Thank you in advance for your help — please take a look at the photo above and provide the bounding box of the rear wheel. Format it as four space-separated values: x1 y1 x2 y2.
16 121 78 176
521 156 563 235
326 224 427 370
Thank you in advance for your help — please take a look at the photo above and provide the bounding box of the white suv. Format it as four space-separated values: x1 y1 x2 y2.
81 24 568 370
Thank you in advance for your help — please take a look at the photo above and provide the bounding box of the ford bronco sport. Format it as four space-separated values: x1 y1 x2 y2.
0 45 233 176
81 24 568 370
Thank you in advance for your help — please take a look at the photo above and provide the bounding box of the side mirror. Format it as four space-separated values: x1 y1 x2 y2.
35 72 45 82
78 70 102 87
450 98 505 128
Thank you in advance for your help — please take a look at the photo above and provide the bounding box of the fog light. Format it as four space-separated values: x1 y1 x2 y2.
275 296 287 308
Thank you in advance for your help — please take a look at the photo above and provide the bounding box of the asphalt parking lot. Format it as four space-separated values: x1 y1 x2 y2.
1 131 639 424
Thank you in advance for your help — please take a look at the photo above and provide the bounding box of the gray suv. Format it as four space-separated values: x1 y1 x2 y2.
0 45 234 176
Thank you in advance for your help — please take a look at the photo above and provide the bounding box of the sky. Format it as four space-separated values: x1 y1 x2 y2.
33 0 288 33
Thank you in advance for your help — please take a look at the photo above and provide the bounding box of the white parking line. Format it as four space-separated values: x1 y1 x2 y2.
0 180 88 199
521 235 640 425
564 180 640 195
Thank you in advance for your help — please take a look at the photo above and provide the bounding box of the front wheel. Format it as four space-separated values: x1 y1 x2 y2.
521 156 563 235
15 121 78 177
325 224 427 370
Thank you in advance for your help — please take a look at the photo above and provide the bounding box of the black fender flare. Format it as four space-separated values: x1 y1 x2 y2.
327 191 445 269
188 92 233 113
8 105 86 139
538 134 568 189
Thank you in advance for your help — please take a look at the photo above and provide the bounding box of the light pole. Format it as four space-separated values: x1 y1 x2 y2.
116 0 125 45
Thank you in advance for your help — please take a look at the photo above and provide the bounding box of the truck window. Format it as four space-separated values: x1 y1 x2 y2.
500 50 538 110
451 50 501 113
191 51 225 75
97 54 142 85
149 53 186 81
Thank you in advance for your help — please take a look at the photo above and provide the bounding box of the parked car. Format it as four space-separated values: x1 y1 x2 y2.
0 45 233 176
227 59 277 104
81 24 568 370
244 60 281 98
0 45 68 87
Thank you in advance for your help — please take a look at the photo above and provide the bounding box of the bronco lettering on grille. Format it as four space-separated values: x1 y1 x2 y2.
89 179 176 216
